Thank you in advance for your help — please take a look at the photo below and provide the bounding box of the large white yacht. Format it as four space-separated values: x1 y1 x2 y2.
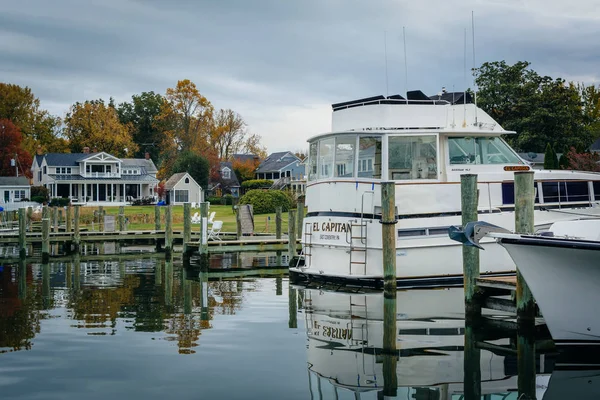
290 91 600 286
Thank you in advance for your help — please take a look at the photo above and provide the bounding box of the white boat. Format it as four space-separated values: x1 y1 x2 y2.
489 219 600 344
302 287 551 398
290 92 600 286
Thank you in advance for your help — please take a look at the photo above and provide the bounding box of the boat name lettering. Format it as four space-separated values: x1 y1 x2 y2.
451 168 470 172
314 222 352 233
322 326 352 340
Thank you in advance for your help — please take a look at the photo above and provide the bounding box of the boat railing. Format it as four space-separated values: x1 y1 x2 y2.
332 98 451 111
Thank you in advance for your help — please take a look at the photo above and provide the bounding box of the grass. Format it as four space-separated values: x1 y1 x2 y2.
63 204 297 233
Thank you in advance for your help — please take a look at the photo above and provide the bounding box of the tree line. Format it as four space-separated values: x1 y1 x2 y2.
0 79 268 185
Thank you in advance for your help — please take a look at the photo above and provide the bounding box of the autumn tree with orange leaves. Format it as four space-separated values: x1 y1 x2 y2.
0 119 32 177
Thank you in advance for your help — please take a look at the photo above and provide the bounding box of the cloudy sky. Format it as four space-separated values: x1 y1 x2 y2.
2 0 600 154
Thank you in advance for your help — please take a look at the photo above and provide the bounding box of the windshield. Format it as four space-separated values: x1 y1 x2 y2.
448 137 523 165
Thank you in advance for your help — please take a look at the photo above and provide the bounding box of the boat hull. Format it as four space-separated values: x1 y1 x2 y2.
499 236 600 343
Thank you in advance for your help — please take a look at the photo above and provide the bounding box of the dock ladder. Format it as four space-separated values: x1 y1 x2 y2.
302 221 313 268
349 295 377 384
346 191 373 276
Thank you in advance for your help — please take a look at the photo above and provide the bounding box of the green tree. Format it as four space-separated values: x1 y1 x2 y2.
117 92 165 162
169 151 210 189
558 146 570 169
543 143 558 169
475 61 591 152
64 100 138 157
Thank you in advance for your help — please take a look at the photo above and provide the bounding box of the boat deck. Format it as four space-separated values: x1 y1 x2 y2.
477 275 517 291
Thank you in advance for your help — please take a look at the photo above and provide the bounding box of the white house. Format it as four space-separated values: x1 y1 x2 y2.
0 176 30 204
164 172 204 205
31 148 159 204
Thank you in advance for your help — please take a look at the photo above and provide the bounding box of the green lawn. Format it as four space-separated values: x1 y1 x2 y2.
75 204 299 233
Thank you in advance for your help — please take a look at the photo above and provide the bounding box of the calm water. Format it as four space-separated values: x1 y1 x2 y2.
1 254 599 399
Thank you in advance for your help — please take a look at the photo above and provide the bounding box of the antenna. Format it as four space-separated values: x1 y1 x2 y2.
384 30 389 97
472 11 478 126
463 28 467 128
403 26 408 104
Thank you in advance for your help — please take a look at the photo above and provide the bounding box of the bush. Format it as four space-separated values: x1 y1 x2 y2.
206 196 222 205
31 186 49 202
241 179 273 190
222 194 234 205
238 189 292 214
31 196 46 204
49 197 70 207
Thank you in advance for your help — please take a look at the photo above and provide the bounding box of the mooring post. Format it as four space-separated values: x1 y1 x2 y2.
41 206 50 262
381 181 397 294
514 171 535 322
18 208 26 259
164 258 173 306
464 324 482 399
461 174 480 317
118 205 125 232
18 258 27 300
155 205 161 230
183 268 192 315
236 207 243 239
199 202 209 254
288 285 297 329
183 202 191 254
288 209 297 263
26 206 33 232
276 275 283 296
66 205 72 232
52 206 59 233
98 206 104 232
296 196 305 238
73 205 80 252
275 206 282 239
165 205 173 259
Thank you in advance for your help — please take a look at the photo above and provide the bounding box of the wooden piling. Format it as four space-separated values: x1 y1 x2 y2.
288 286 297 329
276 276 283 296
165 205 173 259
275 206 282 239
381 181 397 294
382 295 398 397
18 258 27 300
514 171 535 322
183 268 192 315
296 196 305 237
118 205 125 232
464 325 482 399
183 202 191 254
154 205 161 230
164 259 173 306
66 205 72 232
41 206 50 262
236 207 243 239
98 206 104 232
288 209 296 261
26 206 33 232
461 174 480 317
52 206 59 233
18 208 26 258
73 205 81 251
199 202 209 254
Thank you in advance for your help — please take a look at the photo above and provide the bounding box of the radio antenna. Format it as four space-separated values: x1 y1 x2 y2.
384 30 389 97
472 11 478 126
463 28 467 128
403 26 409 104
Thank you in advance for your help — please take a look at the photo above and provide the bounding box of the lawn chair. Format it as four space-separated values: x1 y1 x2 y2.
207 211 216 226
207 220 223 241
191 212 200 224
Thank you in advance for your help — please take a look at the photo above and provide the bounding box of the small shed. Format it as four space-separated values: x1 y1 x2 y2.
0 176 31 204
164 172 204 205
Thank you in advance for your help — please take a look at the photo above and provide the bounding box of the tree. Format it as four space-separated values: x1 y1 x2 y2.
0 83 66 154
169 151 210 189
117 92 165 162
232 157 259 183
558 146 570 169
210 109 247 160
474 61 592 152
64 100 138 157
567 148 600 172
543 143 558 169
0 119 32 177
243 133 268 159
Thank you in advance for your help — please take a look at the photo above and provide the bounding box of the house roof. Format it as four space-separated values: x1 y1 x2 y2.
121 158 158 173
255 151 300 173
164 172 201 190
34 154 44 167
231 153 258 164
44 153 88 166
219 161 240 187
0 176 29 186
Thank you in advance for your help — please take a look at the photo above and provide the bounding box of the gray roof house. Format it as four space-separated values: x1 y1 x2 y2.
0 176 31 205
31 147 159 205
164 172 204 205
209 161 241 197
255 151 304 180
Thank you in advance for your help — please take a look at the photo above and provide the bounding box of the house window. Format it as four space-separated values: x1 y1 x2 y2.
185 177 190 184
222 168 231 179
14 190 25 200
43 166 47 174
174 190 189 203
86 165 90 173
38 171 42 181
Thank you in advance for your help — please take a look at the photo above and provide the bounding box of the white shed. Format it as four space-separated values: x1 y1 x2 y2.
0 176 31 204
164 172 204 205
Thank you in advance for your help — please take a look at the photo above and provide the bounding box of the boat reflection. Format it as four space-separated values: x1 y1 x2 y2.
301 286 553 399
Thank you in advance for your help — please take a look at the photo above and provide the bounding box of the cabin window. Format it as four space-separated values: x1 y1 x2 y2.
308 142 318 181
388 135 437 180
334 136 355 177
448 137 522 165
565 182 589 202
502 182 539 205
595 182 600 200
318 138 334 179
358 136 382 179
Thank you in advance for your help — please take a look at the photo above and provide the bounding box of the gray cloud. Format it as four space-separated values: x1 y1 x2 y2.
1 0 599 153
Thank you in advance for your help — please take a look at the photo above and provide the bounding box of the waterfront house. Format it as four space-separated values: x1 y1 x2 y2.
254 151 304 180
31 147 159 204
164 172 204 205
209 161 241 197
0 176 30 204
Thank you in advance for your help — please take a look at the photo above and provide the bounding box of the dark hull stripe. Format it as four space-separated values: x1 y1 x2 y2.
501 236 600 251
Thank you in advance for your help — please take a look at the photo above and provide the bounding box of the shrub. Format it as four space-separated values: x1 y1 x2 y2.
49 197 70 207
31 196 46 204
31 186 49 201
222 194 234 205
241 179 273 190
206 196 222 205
238 189 292 214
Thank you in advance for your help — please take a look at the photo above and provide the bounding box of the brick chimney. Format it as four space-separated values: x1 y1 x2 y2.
145 152 150 160
83 147 90 154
